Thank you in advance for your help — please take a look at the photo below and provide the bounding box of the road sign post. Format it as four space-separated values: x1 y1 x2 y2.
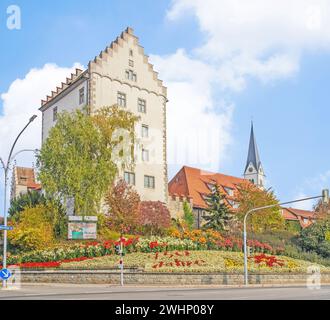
120 237 124 287
0 269 12 281
0 226 13 231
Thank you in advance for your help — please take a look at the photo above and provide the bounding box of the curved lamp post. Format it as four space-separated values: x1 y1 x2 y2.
243 189 329 286
0 115 37 287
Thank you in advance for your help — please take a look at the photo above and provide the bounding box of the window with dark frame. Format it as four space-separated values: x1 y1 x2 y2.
138 99 146 113
141 125 149 138
125 69 137 82
124 172 135 185
53 107 58 122
117 92 127 107
144 175 155 189
79 87 85 105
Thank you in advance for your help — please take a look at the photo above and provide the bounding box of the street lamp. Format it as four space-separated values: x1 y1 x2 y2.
0 115 37 288
243 189 329 286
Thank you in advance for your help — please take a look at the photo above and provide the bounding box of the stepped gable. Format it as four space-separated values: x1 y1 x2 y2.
40 68 84 107
88 27 167 96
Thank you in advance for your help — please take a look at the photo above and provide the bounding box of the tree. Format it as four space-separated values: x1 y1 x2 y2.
9 191 47 221
183 201 195 230
236 182 285 233
138 201 171 235
105 179 141 234
37 106 139 215
298 216 330 258
203 185 234 232
314 199 330 221
8 205 56 251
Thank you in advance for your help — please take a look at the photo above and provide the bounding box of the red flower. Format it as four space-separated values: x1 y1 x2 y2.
149 241 159 249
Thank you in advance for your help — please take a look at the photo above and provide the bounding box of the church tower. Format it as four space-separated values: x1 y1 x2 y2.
244 123 265 189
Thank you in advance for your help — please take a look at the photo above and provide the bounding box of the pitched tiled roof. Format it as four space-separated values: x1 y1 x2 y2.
168 166 247 209
281 207 316 228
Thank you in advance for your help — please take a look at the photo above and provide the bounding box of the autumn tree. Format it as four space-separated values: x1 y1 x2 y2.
203 185 234 232
37 106 139 215
236 182 285 233
138 201 171 235
314 199 330 221
8 204 59 251
105 179 141 234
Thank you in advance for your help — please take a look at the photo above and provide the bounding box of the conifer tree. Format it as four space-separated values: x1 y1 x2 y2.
203 185 234 231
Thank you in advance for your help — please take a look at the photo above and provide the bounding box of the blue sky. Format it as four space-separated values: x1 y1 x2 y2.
1 0 330 213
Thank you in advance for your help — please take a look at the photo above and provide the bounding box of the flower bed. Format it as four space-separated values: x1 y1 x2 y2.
1 257 94 269
1 233 283 267
170 229 284 254
60 251 330 273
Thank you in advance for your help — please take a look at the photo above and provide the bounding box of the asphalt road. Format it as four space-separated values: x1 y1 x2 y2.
0 284 329 300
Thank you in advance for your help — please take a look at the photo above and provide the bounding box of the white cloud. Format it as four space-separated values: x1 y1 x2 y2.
0 63 83 210
167 0 330 90
150 50 233 174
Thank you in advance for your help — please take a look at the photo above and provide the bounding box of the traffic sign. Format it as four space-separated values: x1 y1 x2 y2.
0 225 13 231
0 269 12 280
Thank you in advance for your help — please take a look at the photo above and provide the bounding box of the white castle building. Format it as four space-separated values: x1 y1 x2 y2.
39 27 168 204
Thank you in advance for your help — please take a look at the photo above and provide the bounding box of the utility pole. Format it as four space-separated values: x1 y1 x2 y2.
1 115 37 288
120 235 124 287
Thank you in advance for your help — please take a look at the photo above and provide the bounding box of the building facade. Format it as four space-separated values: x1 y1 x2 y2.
11 166 41 200
39 27 168 204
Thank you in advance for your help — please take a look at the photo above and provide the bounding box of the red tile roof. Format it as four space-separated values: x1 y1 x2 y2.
169 166 317 228
169 166 247 209
27 182 42 191
281 207 316 228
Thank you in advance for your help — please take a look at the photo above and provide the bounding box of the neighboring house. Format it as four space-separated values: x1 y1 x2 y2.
281 207 316 229
168 166 318 229
168 166 247 228
39 27 168 204
11 166 41 201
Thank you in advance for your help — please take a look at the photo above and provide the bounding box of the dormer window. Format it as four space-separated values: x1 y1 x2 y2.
201 194 211 202
228 199 239 209
206 183 216 192
224 187 234 197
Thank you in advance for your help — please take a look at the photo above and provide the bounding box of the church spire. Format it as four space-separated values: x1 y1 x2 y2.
244 122 265 189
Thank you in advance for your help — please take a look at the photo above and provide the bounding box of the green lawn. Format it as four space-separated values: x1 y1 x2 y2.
60 251 330 273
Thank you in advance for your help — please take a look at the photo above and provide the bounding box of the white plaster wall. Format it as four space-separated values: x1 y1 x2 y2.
42 80 88 142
